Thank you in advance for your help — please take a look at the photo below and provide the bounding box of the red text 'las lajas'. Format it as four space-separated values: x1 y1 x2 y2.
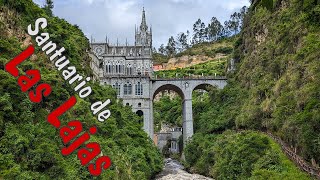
4 45 111 176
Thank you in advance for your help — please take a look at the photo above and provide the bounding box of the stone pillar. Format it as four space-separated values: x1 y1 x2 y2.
143 108 150 137
182 98 193 146
149 100 154 138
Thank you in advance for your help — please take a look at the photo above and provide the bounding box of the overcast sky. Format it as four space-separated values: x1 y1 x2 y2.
32 0 250 48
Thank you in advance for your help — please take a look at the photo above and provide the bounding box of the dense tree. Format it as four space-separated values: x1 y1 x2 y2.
154 95 182 132
207 17 223 41
192 18 207 44
158 44 166 55
223 20 232 37
229 12 241 35
176 31 189 53
152 47 157 53
184 131 309 179
239 6 248 29
166 36 176 57
43 0 54 16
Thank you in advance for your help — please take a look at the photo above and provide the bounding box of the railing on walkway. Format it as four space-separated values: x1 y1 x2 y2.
263 131 320 179
99 74 227 81
151 76 227 81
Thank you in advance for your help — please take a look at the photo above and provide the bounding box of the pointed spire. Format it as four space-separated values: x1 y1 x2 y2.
105 34 108 43
140 7 148 31
117 38 119 46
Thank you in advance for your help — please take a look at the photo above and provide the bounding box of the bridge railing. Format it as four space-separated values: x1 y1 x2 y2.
98 74 227 81
100 74 151 78
151 75 227 81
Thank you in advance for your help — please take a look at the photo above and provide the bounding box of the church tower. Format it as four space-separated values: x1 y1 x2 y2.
135 7 152 47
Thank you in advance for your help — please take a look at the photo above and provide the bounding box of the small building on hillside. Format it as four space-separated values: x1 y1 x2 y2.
153 64 163 71
153 126 182 153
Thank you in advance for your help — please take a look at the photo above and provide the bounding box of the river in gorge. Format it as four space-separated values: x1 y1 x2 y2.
153 158 213 180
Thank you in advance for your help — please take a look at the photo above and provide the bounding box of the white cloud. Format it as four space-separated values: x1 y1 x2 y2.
32 0 250 48
223 0 250 10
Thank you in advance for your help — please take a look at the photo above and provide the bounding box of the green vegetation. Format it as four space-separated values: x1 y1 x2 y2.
155 0 319 179
184 131 310 179
182 0 320 179
152 52 169 65
175 38 234 58
0 0 162 179
156 6 247 57
1 0 319 179
153 37 234 65
154 95 182 132
154 59 227 78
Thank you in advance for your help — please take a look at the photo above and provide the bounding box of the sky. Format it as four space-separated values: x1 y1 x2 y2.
32 0 250 48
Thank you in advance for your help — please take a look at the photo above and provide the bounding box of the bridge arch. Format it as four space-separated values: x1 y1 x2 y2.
152 84 185 100
193 83 217 91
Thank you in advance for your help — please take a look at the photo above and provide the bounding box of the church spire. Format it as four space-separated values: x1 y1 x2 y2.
140 7 148 31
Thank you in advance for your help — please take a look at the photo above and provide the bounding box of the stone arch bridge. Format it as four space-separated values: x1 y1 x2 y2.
146 77 227 145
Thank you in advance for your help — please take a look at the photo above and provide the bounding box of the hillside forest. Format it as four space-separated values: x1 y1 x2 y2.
153 0 320 179
0 0 319 179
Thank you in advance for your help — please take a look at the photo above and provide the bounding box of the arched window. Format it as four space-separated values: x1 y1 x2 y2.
128 84 132 94
113 82 120 95
135 82 143 96
124 84 128 95
138 103 142 107
136 110 143 117
124 83 132 95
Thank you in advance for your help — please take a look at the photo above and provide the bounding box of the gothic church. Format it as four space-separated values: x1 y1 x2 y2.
89 8 154 134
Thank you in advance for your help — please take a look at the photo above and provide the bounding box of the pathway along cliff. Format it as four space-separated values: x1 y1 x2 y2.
154 158 213 180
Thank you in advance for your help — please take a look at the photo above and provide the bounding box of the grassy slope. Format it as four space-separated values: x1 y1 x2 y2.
175 38 234 58
0 1 162 179
154 59 227 78
152 38 234 72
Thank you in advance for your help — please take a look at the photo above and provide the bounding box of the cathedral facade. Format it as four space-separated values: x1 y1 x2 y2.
89 8 154 134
